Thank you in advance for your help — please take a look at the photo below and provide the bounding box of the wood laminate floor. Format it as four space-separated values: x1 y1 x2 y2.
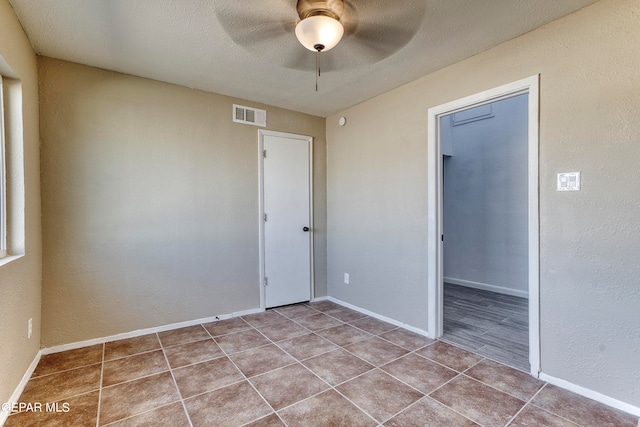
442 283 529 371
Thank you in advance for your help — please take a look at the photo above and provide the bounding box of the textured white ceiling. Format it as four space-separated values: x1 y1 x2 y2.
8 0 599 117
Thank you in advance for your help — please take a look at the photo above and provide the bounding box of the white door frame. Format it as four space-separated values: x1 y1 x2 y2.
258 129 315 310
427 75 540 376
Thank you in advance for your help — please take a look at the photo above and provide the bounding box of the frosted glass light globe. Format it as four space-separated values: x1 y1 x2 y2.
295 15 344 52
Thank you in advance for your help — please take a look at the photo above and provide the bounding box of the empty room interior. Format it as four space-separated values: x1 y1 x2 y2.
440 94 531 372
1 0 639 426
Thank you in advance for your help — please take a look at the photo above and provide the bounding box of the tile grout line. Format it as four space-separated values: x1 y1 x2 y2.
203 318 254 338
253 325 314 343
177 380 251 403
363 329 428 352
287 314 347 334
426 364 473 397
162 336 220 351
99 401 186 427
504 383 549 426
156 324 212 350
330 365 428 424
270 351 382 427
454 372 533 424
382 394 482 427
157 332 195 427
364 347 496 424
165 340 227 370
457 370 539 403
331 382 393 425
102 347 163 363
425 372 492 427
515 384 589 427
252 311 467 425
282 332 423 425
99 366 173 390
95 343 105 427
203 320 284 426
250 316 381 426
420 356 534 427
438 336 530 374
410 342 477 372
28 360 104 380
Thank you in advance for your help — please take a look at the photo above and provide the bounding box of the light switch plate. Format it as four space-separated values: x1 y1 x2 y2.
557 172 581 191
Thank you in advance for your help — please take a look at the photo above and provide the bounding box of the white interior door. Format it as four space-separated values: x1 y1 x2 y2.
262 132 312 308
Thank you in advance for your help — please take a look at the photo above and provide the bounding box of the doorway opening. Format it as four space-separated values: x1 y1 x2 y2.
441 94 529 370
427 76 540 376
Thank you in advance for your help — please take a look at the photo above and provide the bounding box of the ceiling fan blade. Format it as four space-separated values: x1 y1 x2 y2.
215 0 296 46
230 20 293 46
346 24 415 62
214 0 314 70
284 46 315 71
336 0 426 64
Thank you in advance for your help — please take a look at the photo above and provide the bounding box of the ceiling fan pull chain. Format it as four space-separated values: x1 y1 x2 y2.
313 43 324 92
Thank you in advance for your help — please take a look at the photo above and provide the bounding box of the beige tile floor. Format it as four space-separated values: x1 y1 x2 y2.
5 301 638 426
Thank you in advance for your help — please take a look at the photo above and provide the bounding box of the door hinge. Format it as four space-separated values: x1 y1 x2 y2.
441 234 444 242
264 213 268 222
264 277 268 287
263 149 267 158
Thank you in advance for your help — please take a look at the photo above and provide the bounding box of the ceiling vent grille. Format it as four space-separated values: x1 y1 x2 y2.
233 104 267 127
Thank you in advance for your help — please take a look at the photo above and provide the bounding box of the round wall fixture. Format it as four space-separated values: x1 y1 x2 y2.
338 117 347 126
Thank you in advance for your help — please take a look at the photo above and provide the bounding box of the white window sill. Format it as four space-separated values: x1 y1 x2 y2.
0 253 24 268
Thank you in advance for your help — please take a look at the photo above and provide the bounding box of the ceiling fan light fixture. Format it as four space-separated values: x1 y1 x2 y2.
295 14 344 52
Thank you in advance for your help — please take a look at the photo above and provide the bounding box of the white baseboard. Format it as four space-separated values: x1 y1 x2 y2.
41 297 332 355
539 372 640 418
326 296 431 338
444 277 529 298
42 307 263 355
1 350 41 426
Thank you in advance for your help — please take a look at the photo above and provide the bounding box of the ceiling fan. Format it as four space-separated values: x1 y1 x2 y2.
215 0 426 88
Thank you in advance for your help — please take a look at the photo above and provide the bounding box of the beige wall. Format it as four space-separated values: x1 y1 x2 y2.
0 0 42 406
327 0 639 407
38 58 326 346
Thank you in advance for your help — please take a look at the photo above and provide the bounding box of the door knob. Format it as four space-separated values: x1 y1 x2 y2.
303 227 310 232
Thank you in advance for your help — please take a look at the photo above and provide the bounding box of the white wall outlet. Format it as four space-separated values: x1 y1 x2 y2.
28 318 32 339
344 273 350 285
557 172 581 191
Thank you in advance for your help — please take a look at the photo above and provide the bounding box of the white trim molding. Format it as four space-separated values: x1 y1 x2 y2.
444 277 529 298
539 372 640 418
427 75 541 376
327 297 431 338
41 307 262 355
0 350 41 426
